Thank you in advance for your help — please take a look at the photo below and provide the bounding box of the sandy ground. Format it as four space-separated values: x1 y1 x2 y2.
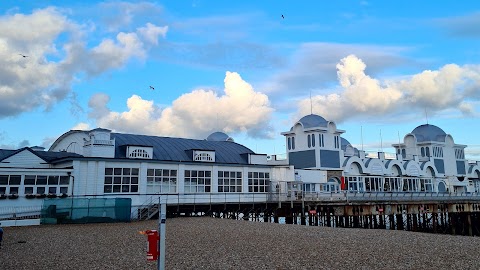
0 217 479 270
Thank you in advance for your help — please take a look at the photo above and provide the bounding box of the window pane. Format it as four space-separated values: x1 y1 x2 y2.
131 185 138 192
205 171 211 177
0 175 8 185
171 170 177 177
113 185 121 192
122 185 129 192
104 185 112 193
9 175 21 185
147 169 154 176
163 170 170 176
105 168 113 175
131 177 138 184
131 168 139 175
36 176 47 185
25 187 34 194
49 187 57 194
37 187 46 194
105 177 112 184
60 176 70 185
60 187 68 194
114 177 121 184
48 176 59 185
114 168 122 175
10 187 19 194
123 168 131 175
122 177 130 184
25 175 36 185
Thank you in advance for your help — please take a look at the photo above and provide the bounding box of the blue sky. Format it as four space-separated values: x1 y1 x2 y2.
1 1 480 159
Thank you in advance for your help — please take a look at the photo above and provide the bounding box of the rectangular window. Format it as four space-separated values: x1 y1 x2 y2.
146 168 177 193
25 187 34 194
104 167 140 194
218 171 242 193
248 171 270 193
184 170 211 193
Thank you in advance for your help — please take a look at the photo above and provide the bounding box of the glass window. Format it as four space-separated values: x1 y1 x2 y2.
218 171 242 193
104 167 141 194
248 171 270 193
146 169 178 193
184 170 211 193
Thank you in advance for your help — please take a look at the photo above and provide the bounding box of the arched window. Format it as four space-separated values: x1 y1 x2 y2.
401 149 406 158
307 135 311 148
194 153 213 161
425 147 430 157
129 149 150 158
421 147 425 157
312 134 315 147
287 137 291 150
292 137 295 150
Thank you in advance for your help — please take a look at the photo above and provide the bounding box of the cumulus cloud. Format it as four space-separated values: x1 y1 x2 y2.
0 7 167 118
297 55 480 122
88 72 274 139
260 43 414 99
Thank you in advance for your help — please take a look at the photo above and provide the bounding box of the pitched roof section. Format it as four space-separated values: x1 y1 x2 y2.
111 133 254 164
0 147 83 163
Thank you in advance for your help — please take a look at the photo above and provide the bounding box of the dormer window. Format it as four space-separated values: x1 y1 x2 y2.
193 150 215 162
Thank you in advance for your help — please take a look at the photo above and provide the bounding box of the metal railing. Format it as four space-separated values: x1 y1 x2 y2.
0 205 42 221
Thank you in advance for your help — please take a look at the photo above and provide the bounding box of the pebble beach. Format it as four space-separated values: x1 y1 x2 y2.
1 217 479 270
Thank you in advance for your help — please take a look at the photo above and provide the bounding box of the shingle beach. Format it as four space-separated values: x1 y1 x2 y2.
1 217 479 270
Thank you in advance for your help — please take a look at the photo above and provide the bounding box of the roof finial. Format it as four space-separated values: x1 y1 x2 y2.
380 129 383 152
361 125 364 151
425 108 429 125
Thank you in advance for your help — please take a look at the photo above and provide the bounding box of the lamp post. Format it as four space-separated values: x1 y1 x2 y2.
67 172 75 219
67 172 75 197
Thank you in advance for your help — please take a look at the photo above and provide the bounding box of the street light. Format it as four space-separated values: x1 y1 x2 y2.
67 171 75 220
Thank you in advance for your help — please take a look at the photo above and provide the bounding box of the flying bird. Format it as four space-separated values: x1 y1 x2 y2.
149 86 155 90
281 14 284 19
19 54 28 58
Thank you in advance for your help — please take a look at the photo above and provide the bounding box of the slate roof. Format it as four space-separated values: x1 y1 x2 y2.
111 133 254 164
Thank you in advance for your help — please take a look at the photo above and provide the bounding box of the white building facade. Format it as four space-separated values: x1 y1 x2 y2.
1 114 480 211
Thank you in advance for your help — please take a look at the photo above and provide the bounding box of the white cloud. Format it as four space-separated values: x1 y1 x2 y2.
0 7 168 118
138 23 168 45
297 55 480 122
260 43 414 100
88 72 274 139
72 122 91 130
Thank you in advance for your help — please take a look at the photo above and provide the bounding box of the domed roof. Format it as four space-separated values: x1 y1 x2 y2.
206 132 234 142
411 124 447 142
340 137 351 151
296 114 328 129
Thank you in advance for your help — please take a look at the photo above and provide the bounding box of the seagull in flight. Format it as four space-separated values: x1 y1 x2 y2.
149 86 155 90
19 54 28 58
281 14 284 19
